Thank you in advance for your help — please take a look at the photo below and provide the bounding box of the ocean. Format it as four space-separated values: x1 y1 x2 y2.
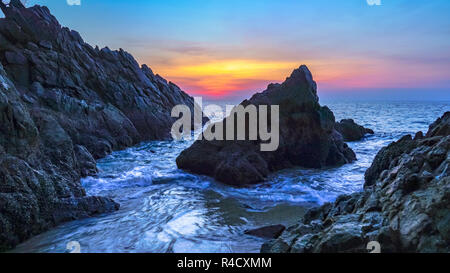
12 100 450 253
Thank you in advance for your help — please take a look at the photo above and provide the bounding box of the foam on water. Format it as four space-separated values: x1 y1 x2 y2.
12 101 449 253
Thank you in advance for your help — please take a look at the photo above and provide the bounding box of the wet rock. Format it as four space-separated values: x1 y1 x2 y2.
335 119 374 141
74 145 98 177
177 66 356 186
245 225 286 239
0 4 200 251
262 112 450 253
364 135 416 188
53 196 120 223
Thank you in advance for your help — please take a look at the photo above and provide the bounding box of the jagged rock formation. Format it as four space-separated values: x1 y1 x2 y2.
0 2 198 250
335 119 374 142
262 112 450 253
177 65 356 186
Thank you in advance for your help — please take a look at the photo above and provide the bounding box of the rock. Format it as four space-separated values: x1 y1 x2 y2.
26 42 39 51
4 51 27 65
177 65 356 186
53 196 120 224
0 4 200 251
262 112 450 253
38 40 52 50
426 112 450 137
74 145 98 177
9 0 25 9
335 119 374 141
364 134 416 188
245 225 286 239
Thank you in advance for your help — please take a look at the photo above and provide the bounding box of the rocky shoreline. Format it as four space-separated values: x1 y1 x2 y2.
1 1 446 254
0 2 198 250
261 112 449 253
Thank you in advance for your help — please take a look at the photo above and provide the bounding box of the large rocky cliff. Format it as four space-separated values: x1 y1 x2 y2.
262 112 450 253
0 2 197 250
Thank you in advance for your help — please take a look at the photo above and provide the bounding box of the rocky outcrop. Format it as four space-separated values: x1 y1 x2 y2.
335 119 374 141
177 65 356 186
0 2 198 250
262 112 450 253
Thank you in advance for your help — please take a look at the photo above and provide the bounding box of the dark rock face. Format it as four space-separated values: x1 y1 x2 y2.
262 112 450 253
245 225 286 239
0 3 198 158
177 66 356 186
0 3 198 251
335 119 374 142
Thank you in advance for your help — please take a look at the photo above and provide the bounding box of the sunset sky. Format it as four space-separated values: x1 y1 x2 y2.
25 0 450 101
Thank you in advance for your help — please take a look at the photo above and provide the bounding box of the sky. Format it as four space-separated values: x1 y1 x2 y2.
21 0 450 101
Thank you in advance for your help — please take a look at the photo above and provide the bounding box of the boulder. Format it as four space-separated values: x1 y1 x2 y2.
245 225 286 239
262 112 450 253
335 119 374 141
177 65 356 186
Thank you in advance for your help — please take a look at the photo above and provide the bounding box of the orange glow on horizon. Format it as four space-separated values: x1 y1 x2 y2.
155 59 299 97
146 58 449 99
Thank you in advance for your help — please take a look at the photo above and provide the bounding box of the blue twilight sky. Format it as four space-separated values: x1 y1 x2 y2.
18 0 450 101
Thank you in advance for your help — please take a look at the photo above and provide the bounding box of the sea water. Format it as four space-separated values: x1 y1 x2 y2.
12 101 449 253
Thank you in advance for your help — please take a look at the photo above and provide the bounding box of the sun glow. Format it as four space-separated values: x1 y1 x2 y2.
172 60 298 77
149 56 450 99
155 59 299 97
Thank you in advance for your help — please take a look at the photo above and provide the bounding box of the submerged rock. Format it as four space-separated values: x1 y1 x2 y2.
0 4 198 250
177 65 356 186
262 112 450 253
245 225 286 239
335 119 374 141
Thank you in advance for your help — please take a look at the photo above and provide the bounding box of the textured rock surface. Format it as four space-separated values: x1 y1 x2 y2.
245 225 286 239
177 65 356 186
335 119 374 141
0 2 198 251
262 112 450 253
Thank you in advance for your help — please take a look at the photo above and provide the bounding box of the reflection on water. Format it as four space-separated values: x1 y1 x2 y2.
12 101 449 253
